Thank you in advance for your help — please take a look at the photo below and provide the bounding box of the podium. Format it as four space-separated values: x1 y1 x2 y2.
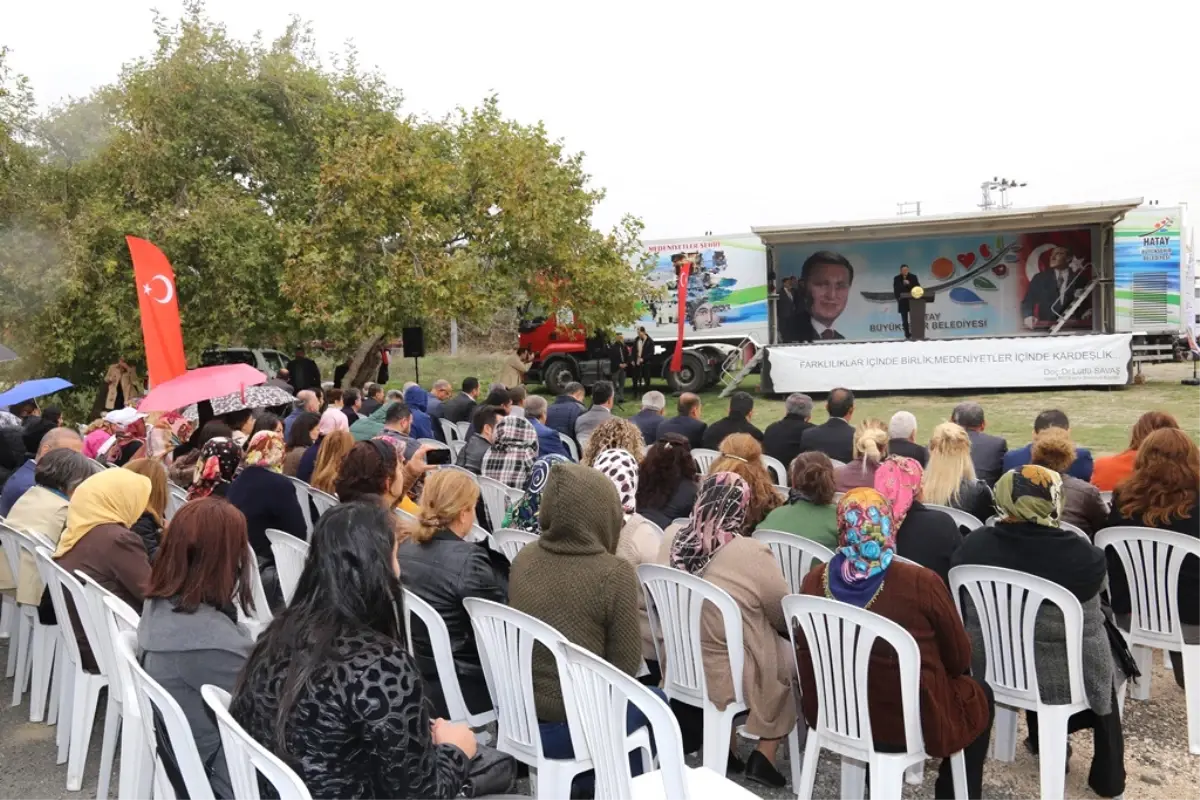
902 292 934 340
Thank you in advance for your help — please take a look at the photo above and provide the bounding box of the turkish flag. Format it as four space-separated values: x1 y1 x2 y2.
128 236 187 388
670 260 691 373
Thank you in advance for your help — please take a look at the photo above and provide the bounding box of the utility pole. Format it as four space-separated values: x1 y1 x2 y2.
979 177 1027 211
896 201 922 217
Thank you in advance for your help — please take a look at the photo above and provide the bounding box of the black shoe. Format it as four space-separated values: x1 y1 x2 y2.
727 751 745 774
744 750 786 788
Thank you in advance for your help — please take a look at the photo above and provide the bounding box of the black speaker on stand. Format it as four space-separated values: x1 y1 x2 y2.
402 326 425 384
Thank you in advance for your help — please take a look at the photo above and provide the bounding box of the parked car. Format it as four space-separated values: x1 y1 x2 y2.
199 347 289 378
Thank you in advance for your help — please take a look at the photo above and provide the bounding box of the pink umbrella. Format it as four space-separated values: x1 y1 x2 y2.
136 364 267 413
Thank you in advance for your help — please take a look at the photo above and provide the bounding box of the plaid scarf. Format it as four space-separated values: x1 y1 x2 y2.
481 416 539 490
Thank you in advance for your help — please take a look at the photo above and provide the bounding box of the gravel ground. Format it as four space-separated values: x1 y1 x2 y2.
1 636 1195 799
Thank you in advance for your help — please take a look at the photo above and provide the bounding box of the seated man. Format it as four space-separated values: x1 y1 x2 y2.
1002 409 1093 481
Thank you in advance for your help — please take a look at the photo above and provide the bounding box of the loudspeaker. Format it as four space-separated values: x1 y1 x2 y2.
402 327 425 358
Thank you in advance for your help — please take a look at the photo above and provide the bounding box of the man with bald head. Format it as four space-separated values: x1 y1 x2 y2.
0 426 83 515
655 392 707 449
283 390 321 439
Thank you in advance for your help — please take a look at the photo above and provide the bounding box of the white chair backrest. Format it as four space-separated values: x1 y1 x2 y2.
402 589 490 728
440 418 462 444
102 595 141 715
641 518 665 541
833 491 846 502
284 475 315 535
830 460 847 470
40 553 108 679
439 464 479 482
265 529 309 605
671 518 690 529
784 594 925 758
691 448 720 474
394 507 419 528
948 564 1087 709
1099 490 1113 506
773 485 790 502
166 483 188 522
751 530 835 595
557 640 690 799
923 503 985 533
307 487 339 519
463 597 576 767
238 544 273 626
418 437 448 450
1095 526 1200 648
636 563 745 709
761 454 787 486
455 421 472 439
448 439 466 460
201 685 313 800
559 433 580 462
477 475 513 531
0 522 28 590
493 528 538 562
74 570 125 682
114 630 216 800
1059 520 1089 540
34 547 85 672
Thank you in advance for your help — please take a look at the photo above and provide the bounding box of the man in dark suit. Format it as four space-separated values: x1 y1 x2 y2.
630 390 666 444
799 251 853 341
763 393 814 469
799 387 856 463
631 327 655 391
887 410 928 467
951 401 1008 487
285 346 322 392
656 392 707 449
1002 408 1094 481
440 376 481 424
701 391 763 450
1021 246 1091 329
545 382 587 441
777 277 799 343
524 395 572 460
892 264 921 339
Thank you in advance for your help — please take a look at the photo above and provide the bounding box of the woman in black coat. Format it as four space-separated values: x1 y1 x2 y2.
224 432 307 559
636 433 700 529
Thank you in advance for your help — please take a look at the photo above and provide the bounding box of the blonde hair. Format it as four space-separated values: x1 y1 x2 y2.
123 458 168 525
311 430 354 494
852 419 888 466
408 469 480 544
922 422 976 506
709 433 782 531
582 418 645 467
1031 427 1076 474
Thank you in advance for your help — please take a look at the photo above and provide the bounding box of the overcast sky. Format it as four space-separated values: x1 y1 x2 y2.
6 1 1198 239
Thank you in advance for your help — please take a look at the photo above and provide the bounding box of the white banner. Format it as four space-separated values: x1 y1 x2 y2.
767 333 1132 393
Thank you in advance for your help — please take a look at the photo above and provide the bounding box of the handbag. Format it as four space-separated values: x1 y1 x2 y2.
461 745 519 798
1100 603 1141 682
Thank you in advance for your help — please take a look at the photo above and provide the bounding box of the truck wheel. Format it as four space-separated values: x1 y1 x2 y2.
542 357 578 396
666 352 706 394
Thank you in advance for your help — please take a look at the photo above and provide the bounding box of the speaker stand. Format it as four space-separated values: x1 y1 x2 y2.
1183 356 1199 386
413 356 420 385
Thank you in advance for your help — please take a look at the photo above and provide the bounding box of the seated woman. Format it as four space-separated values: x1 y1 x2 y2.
833 419 888 493
708 433 782 532
581 417 645 468
1031 427 1108 536
297 410 349 484
122 458 168 560
757 451 839 549
922 422 994 525
138 499 256 799
222 409 256 449
1091 411 1178 493
185 437 241 501
309 430 354 495
1103 427 1199 689
796 488 994 799
875 456 962 584
170 421 233 489
335 439 423 517
282 411 320 477
502 454 570 533
398 469 507 719
225 431 308 558
635 433 698 530
953 466 1126 798
660 471 796 787
251 412 284 438
231 503 476 798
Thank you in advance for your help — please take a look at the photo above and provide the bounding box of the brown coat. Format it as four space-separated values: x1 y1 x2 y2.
796 562 989 757
657 532 797 739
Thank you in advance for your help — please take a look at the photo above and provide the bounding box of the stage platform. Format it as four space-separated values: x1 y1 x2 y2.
763 332 1133 393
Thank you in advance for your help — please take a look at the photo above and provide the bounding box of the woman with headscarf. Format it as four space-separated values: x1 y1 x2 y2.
874 455 964 584
146 411 195 466
481 416 539 492
658 472 796 787
226 431 307 560
952 467 1125 797
51 468 154 670
187 438 242 502
107 415 150 466
796 488 994 799
502 454 570 533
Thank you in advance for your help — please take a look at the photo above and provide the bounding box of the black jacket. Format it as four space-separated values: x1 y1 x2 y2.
609 340 629 371
894 501 963 584
701 416 763 451
763 414 814 469
639 480 698 531
544 395 586 439
130 511 163 562
947 479 995 528
799 418 855 464
888 438 929 468
630 409 664 445
440 392 477 425
285 357 322 392
225 467 309 559
456 434 490 475
332 362 350 389
398 531 509 682
966 429 1008 487
893 273 921 311
657 415 707 449
632 335 655 366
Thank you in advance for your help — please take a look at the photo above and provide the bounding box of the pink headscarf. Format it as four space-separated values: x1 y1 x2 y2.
873 456 923 525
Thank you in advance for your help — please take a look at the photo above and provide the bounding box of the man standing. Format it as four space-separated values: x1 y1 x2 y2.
286 346 322 392
332 356 352 389
799 387 856 463
892 264 921 340
630 391 667 444
777 277 799 343
951 402 1008 487
656 393 707 449
632 327 655 391
701 391 763 450
525 396 572 460
545 382 587 442
103 356 142 411
763 393 814 468
608 336 629 404
497 347 532 389
574 381 615 449
441 377 481 424
0 427 82 516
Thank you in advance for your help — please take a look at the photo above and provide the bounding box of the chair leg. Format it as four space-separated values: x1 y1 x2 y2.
948 751 969 800
905 760 925 785
56 661 74 764
1 596 15 678
1183 645 1200 756
29 622 54 722
866 755 908 800
66 674 103 791
11 609 31 705
991 706 1018 762
796 731 820 800
97 693 121 800
47 635 64 727
117 711 144 800
840 758 867 800
1034 707 1071 800
787 725 803 791
1131 645 1153 701
701 705 734 777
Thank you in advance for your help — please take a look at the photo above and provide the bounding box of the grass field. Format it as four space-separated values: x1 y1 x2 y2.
385 352 1200 457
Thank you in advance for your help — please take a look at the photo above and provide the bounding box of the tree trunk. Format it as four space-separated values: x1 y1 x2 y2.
345 332 385 388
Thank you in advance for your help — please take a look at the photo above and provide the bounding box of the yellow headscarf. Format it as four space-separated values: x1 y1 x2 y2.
55 469 152 558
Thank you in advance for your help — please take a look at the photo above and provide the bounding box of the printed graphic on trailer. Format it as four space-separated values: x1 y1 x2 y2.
1114 207 1184 331
772 227 1094 341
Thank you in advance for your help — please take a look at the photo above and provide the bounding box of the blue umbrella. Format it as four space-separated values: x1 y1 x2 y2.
0 377 74 408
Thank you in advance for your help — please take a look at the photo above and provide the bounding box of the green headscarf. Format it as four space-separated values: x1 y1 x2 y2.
994 465 1064 528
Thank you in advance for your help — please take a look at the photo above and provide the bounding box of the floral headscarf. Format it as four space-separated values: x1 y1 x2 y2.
873 456 923 526
147 412 195 462
825 487 896 608
481 416 539 490
670 472 750 575
502 454 570 533
188 438 242 501
994 465 1063 528
593 448 639 517
242 430 286 473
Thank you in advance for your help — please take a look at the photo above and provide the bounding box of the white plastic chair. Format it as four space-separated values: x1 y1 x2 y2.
773 485 790 502
265 529 309 605
559 433 580 462
101 595 149 800
948 564 1088 800
1 523 58 718
449 439 466 460
440 463 479 482
1099 490 1113 506
784 594 969 800
830 460 847 469
477 474 513 532
556 639 759 800
671 518 690 529
494 528 538 562
455 421 472 439
1096 526 1200 753
238 544 273 627
463 597 651 798
114 630 216 800
1059 520 1089 540
284 475 315 535
165 483 187 523
922 504 984 533
419 437 449 450
402 589 497 733
308 487 339 519
691 448 720 474
440 417 463 444
761 454 787 486
751 530 835 595
201 685 313 800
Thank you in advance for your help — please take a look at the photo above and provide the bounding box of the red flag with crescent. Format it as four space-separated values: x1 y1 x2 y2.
670 259 691 373
128 236 187 388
